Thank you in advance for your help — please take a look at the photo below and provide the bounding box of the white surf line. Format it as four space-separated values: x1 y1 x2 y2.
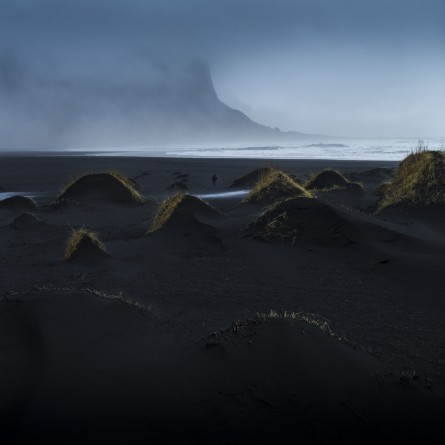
197 190 249 199
0 191 50 200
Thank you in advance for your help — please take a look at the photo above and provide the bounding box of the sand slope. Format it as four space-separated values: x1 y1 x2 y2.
0 290 443 444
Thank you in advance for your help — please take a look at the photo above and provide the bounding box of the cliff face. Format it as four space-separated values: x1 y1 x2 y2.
0 60 304 149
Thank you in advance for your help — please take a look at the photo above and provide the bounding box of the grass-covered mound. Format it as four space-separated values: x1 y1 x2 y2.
374 181 392 197
0 195 37 212
56 171 145 205
244 197 356 245
12 212 41 230
305 169 361 191
377 150 445 213
62 228 109 262
242 169 312 205
149 193 221 233
230 167 275 188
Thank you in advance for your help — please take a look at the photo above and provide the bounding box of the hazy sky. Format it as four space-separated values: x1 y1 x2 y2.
1 0 444 139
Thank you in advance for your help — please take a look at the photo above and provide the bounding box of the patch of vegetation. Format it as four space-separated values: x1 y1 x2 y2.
244 196 353 246
149 193 220 233
206 310 338 350
62 228 108 262
57 171 145 204
255 310 335 336
35 285 150 315
377 150 445 212
305 169 363 192
243 168 312 205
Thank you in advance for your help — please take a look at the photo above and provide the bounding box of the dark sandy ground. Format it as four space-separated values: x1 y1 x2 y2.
0 155 444 444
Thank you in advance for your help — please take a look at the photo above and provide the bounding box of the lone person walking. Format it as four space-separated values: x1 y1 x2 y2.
212 173 218 188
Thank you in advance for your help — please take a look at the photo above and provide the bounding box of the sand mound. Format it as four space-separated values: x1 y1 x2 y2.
12 212 41 230
56 172 145 205
62 228 110 262
167 181 188 192
200 314 444 444
149 193 221 233
245 197 357 245
377 150 445 213
2 292 443 445
304 170 365 209
305 169 358 191
243 169 312 205
0 195 37 212
230 167 275 188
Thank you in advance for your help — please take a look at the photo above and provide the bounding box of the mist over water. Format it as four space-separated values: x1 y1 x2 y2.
0 0 444 151
91 137 443 161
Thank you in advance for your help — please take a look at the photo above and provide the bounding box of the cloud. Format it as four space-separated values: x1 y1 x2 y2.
0 0 443 147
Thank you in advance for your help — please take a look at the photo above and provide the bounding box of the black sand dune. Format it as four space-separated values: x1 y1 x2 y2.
242 169 312 205
245 196 398 246
377 150 445 214
0 290 443 444
12 212 42 230
0 195 37 212
305 169 352 190
55 172 145 206
305 169 366 209
245 197 356 245
150 193 222 233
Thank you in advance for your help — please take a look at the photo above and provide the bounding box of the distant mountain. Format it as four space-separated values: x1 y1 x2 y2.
147 61 307 145
0 59 314 149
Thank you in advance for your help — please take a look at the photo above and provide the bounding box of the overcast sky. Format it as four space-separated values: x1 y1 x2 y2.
1 0 444 138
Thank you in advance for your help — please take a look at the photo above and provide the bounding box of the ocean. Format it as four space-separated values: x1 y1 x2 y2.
163 137 444 161
87 137 444 161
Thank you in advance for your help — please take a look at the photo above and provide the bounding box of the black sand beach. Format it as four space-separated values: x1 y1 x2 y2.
1 154 444 444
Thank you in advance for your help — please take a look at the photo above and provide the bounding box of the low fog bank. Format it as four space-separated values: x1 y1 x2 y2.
0 55 310 151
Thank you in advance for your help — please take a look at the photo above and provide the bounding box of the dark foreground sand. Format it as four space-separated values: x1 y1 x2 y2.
0 155 444 444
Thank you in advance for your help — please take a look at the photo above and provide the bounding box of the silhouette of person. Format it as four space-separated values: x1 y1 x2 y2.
212 173 218 188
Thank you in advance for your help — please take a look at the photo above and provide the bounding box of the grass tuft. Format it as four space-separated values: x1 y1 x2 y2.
62 228 108 262
257 310 336 336
149 193 188 233
377 150 445 212
243 168 312 204
148 193 220 233
57 170 145 204
304 168 361 191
